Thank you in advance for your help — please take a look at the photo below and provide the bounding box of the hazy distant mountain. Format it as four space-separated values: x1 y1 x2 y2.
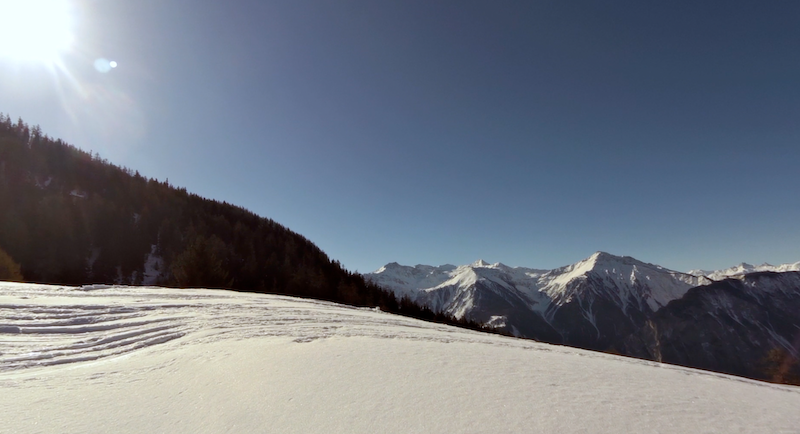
688 261 800 281
366 253 800 383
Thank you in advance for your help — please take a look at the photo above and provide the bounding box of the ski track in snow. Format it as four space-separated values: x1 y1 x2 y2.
2 282 800 434
1 281 796 384
0 282 533 373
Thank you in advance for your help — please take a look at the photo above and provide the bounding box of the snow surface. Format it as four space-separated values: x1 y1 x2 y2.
34 176 53 189
141 244 164 285
1 282 799 433
69 189 88 199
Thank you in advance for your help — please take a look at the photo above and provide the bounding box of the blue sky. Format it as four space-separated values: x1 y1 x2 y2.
2 0 799 272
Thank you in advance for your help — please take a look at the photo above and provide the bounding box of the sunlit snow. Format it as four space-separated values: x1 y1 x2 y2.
1 282 798 433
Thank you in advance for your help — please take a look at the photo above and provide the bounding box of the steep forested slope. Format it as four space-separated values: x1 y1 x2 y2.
0 115 414 313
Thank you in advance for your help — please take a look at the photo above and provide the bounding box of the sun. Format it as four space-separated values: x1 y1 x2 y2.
0 0 75 66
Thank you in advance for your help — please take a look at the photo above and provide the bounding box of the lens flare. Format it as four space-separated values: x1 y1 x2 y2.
94 58 112 73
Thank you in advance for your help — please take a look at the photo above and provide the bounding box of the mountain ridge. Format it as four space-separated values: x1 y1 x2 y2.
365 252 800 383
367 251 716 318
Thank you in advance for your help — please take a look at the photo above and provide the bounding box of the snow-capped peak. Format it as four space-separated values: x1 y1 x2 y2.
688 261 800 281
365 252 709 323
471 259 491 268
589 251 616 262
585 251 661 270
377 262 402 272
367 253 800 324
533 252 704 312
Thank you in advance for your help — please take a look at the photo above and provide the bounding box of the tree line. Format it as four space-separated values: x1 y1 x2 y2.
0 114 496 333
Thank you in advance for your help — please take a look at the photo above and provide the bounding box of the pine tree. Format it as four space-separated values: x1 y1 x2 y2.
171 235 231 288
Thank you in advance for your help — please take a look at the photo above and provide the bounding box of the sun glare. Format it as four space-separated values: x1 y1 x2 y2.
0 0 75 65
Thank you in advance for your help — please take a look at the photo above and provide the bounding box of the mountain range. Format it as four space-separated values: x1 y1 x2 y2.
2 116 798 384
365 253 800 383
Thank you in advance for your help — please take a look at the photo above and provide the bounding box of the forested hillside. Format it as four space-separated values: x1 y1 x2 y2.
0 115 483 328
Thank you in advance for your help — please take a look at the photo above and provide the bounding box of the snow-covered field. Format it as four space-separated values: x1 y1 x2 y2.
1 282 799 434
